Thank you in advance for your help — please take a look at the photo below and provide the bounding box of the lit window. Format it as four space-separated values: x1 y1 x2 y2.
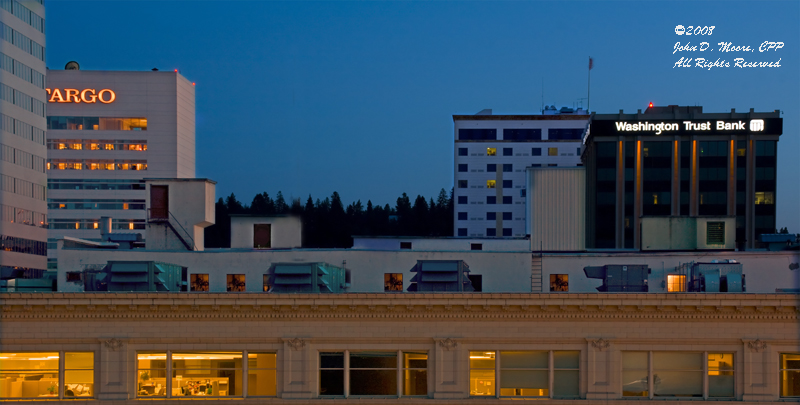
550 274 568 292
781 354 800 397
227 274 246 292
486 180 496 189
548 148 558 156
469 351 495 396
737 148 745 156
487 147 496 156
755 192 774 204
93 222 98 229
191 274 209 291
708 353 734 397
403 352 428 396
171 352 244 396
128 222 134 230
263 274 271 292
249 353 277 396
65 352 94 397
384 273 403 291
667 274 685 292
136 352 166 397
0 352 60 399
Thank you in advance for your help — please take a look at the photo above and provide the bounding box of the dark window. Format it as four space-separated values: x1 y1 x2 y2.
503 196 512 204
458 164 468 172
532 148 542 156
458 147 468 156
548 163 557 167
457 212 467 221
468 274 483 292
593 142 617 248
707 222 725 245
698 141 728 216
502 228 512 237
502 212 512 221
503 180 512 188
458 228 467 237
577 147 581 155
487 212 496 220
503 148 513 156
503 164 512 172
486 164 496 172
642 141 673 216
520 189 526 197
486 228 496 237
458 180 468 188
458 196 468 204
471 243 482 251
530 164 541 167
459 128 497 141
66 272 82 282
400 242 412 250
548 128 584 140
320 353 345 396
149 185 168 219
504 128 541 141
487 196 496 205
253 224 271 248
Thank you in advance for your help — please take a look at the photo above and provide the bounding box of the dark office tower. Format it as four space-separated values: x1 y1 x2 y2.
584 106 782 250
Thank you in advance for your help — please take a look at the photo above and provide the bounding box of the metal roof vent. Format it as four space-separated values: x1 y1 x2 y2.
65 61 80 70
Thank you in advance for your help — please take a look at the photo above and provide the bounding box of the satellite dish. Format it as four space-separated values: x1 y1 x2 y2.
65 61 80 70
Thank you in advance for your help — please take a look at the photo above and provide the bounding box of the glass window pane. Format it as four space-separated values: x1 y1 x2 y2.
553 369 579 397
652 371 702 397
248 353 276 397
622 370 649 397
0 352 59 399
622 352 647 369
654 352 702 370
782 370 800 397
500 351 547 369
320 352 343 369
403 352 426 369
350 352 396 369
403 369 427 396
708 353 734 397
136 352 166 397
171 352 242 397
469 369 495 396
65 352 94 398
319 370 343 395
554 351 579 369
350 370 397 395
469 351 495 369
500 370 547 389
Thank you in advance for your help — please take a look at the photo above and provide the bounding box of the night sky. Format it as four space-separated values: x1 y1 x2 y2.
46 1 799 232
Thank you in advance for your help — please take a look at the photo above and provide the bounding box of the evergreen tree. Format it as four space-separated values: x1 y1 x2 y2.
275 191 289 214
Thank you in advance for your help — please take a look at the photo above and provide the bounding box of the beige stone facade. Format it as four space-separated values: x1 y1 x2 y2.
1 292 799 403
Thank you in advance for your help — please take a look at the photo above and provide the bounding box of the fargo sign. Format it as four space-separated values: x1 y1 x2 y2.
45 88 116 104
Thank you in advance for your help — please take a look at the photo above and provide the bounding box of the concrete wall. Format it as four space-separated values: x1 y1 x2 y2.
144 179 215 251
230 216 302 249
57 248 533 293
351 237 529 251
0 293 798 403
527 167 585 251
641 216 735 250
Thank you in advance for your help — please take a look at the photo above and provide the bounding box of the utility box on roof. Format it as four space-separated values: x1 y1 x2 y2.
266 263 348 293
584 264 649 292
104 261 186 292
407 260 474 292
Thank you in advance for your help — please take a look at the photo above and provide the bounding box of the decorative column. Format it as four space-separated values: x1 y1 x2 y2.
742 339 775 401
585 338 615 400
281 338 312 399
433 338 463 399
97 338 129 400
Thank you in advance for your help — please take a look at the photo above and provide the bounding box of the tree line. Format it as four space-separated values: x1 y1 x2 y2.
204 189 454 248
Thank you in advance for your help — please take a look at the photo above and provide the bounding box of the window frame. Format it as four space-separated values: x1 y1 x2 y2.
622 351 735 399
469 350 580 399
318 350 428 398
781 353 800 398
0 351 97 400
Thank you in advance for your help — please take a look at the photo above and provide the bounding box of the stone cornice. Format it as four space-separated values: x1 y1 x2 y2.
0 293 798 321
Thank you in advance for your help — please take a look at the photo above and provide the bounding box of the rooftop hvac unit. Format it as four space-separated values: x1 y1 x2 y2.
266 263 348 293
687 261 745 292
105 261 186 292
407 260 474 292
584 265 650 292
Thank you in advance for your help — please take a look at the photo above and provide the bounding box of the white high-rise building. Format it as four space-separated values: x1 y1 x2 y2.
453 108 588 238
0 1 48 277
45 67 195 267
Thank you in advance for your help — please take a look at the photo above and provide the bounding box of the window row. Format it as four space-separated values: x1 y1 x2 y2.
1 112 45 145
47 139 147 151
47 160 148 171
48 199 145 211
0 352 93 399
459 147 576 157
48 219 145 230
456 196 513 205
0 174 45 200
0 52 45 88
0 81 45 117
48 179 146 191
320 351 427 397
457 211 513 221
47 117 148 131
0 234 47 255
0 0 45 33
0 204 46 227
136 352 276 398
0 143 45 173
0 20 45 61
458 128 583 141
458 179 515 189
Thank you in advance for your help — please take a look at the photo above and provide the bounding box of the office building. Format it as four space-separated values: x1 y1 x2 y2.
583 105 782 250
45 67 195 267
0 1 47 278
453 107 588 238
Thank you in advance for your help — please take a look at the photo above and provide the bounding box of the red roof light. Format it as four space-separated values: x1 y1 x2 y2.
649 102 654 108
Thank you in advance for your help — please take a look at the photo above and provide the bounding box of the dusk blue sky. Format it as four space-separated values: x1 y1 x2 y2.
47 1 799 232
